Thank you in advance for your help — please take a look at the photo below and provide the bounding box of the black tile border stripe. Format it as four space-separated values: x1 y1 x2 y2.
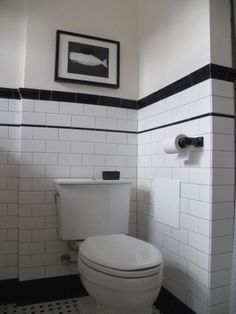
0 123 21 127
0 88 137 109
21 124 137 134
1 63 235 110
0 87 21 99
0 277 195 313
155 287 195 314
0 123 136 134
0 112 234 134
0 278 18 304
138 63 236 109
0 276 87 306
18 88 137 109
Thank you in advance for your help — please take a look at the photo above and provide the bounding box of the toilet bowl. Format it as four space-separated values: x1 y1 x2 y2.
54 179 164 313
78 234 163 314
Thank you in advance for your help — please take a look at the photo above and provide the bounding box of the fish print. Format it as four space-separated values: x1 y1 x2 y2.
69 52 108 68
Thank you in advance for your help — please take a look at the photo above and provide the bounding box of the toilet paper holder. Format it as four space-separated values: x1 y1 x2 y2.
178 136 204 148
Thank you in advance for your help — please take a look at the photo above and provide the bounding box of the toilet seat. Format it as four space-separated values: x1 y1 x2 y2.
79 234 163 278
79 254 162 278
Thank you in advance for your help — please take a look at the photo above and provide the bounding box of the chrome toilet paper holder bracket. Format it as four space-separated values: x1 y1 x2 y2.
178 136 204 148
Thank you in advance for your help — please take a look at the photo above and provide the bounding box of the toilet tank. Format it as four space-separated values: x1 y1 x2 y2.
54 179 132 240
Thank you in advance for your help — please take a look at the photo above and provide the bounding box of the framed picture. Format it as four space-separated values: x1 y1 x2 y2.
55 30 120 88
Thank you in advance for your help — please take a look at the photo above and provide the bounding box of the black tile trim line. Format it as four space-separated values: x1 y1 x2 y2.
0 123 21 127
155 287 196 314
0 275 87 306
0 123 136 134
0 87 21 99
0 88 137 109
0 277 195 313
21 124 137 134
137 63 236 109
0 112 234 134
18 88 138 109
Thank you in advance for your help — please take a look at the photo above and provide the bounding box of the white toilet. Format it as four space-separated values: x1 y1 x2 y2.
55 179 163 314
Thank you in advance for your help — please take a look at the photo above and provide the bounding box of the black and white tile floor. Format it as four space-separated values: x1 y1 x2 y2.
0 296 162 314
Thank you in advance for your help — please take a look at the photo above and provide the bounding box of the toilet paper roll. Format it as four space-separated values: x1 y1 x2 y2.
162 134 189 154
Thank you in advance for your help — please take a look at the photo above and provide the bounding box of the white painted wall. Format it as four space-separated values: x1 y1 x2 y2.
23 0 138 99
0 0 27 88
210 0 232 67
1 0 232 99
138 0 211 98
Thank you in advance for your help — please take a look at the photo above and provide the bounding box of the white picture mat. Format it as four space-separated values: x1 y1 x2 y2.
154 178 180 228
58 33 117 84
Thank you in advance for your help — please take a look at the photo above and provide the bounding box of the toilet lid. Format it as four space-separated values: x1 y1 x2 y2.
79 234 162 271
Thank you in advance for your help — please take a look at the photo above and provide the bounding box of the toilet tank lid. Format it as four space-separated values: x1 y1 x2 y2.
79 234 163 271
54 179 132 185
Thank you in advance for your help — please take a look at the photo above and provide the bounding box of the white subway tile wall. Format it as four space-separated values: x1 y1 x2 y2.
0 79 234 314
0 99 20 280
137 79 235 314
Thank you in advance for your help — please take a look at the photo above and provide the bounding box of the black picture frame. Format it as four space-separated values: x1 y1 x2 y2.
55 30 120 88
